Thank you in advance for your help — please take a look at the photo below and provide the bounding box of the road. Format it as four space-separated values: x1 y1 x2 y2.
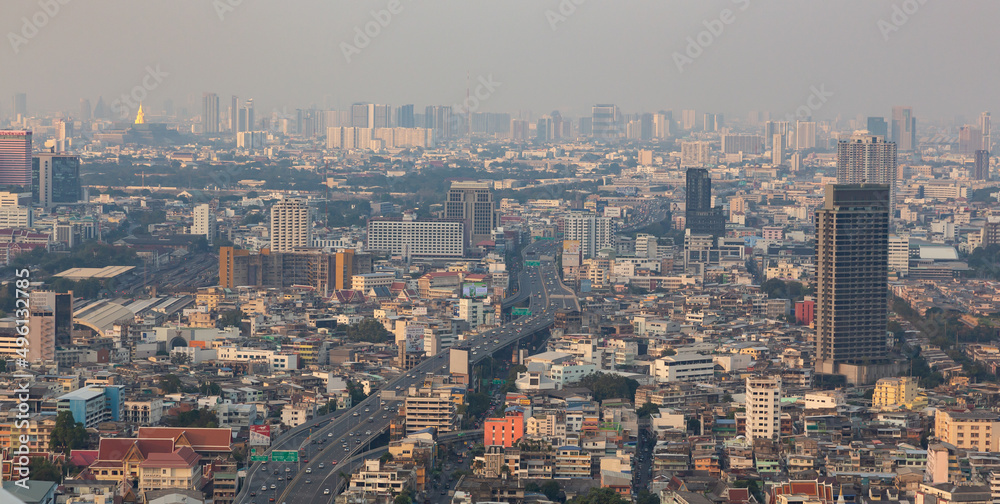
237 239 575 504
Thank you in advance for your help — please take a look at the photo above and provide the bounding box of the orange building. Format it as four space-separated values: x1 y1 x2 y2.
484 408 524 447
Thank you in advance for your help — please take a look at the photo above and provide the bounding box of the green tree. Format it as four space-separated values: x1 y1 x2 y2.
28 457 63 482
347 381 368 406
380 451 394 463
170 408 219 428
343 318 393 343
159 374 183 394
49 411 87 455
540 481 563 502
636 402 659 418
569 486 625 504
636 490 660 504
217 309 244 329
578 372 640 402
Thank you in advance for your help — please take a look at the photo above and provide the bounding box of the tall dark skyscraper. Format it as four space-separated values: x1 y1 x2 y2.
975 150 990 180
591 104 619 140
238 98 254 133
230 95 239 132
396 104 414 128
685 168 725 238
79 99 92 122
0 130 32 187
12 93 27 118
866 117 888 139
202 93 220 133
352 103 370 128
33 153 81 206
891 106 916 152
815 184 891 383
445 181 495 248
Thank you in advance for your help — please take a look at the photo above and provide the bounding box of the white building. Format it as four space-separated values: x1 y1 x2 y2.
192 203 216 245
563 213 613 259
270 197 311 252
889 235 909 276
367 217 464 258
651 353 714 383
681 141 711 166
216 347 298 371
745 375 781 445
459 298 488 329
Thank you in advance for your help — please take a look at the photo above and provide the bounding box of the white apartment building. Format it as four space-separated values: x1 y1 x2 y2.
745 375 782 445
122 399 164 425
889 235 910 276
352 272 395 291
216 347 298 371
459 298 489 329
270 197 311 252
367 218 464 258
563 213 613 259
681 141 711 166
403 384 458 435
281 403 314 428
192 203 216 245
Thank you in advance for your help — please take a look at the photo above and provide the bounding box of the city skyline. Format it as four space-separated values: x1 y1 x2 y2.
1 2 999 121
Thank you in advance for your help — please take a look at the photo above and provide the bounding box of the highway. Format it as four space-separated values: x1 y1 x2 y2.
237 239 575 504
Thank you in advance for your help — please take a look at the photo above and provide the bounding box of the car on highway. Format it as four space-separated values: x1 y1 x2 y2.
331 459 338 464
305 479 311 484
305 468 312 474
270 484 276 490
261 485 267 491
285 467 290 472
324 489 331 495
328 432 333 437
319 463 325 469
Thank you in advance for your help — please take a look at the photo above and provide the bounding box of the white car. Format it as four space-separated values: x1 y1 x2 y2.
306 468 312 473
324 489 331 495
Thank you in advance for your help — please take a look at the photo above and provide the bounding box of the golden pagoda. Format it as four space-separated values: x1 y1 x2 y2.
135 103 145 124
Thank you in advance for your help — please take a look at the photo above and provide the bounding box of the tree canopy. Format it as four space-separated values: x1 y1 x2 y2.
343 318 393 343
50 411 87 455
578 372 640 402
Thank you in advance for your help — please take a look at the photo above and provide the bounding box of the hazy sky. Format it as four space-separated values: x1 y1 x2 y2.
2 0 997 124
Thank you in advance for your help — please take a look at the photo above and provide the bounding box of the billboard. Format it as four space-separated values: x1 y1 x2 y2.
404 324 426 353
563 240 581 267
249 425 271 446
462 282 489 298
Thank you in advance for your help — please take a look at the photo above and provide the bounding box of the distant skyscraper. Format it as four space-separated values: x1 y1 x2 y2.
229 96 239 132
32 152 80 207
866 117 888 139
795 121 816 150
681 109 697 130
93 96 108 120
238 99 254 133
959 125 983 155
891 106 916 152
12 93 26 118
270 198 311 252
352 103 369 128
639 113 653 141
202 93 220 134
425 106 454 139
563 213 613 259
0 130 32 187
371 104 391 128
685 168 725 238
653 111 671 139
764 121 790 149
837 133 897 217
591 104 619 140
815 184 890 380
445 181 495 249
980 111 992 152
396 104 415 128
79 99 92 122
772 134 784 166
975 150 990 181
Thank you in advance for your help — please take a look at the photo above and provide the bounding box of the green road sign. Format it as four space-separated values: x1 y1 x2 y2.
492 379 506 385
525 260 541 266
512 308 531 316
538 237 554 240
251 455 268 462
271 450 299 462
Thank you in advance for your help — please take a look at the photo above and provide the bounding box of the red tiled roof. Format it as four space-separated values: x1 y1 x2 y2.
138 446 201 468
69 450 99 467
137 427 232 452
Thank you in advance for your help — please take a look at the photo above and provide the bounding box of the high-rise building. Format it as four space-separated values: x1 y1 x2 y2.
13 93 27 118
591 104 619 140
366 218 464 258
371 104 390 128
795 121 816 150
396 104 415 128
866 117 888 139
981 111 992 153
685 168 725 238
745 376 781 446
815 184 890 382
653 111 671 138
270 198 311 252
959 125 983 155
772 134 784 166
563 213 613 259
202 93 220 134
836 133 898 217
444 181 495 248
425 106 454 139
722 134 763 155
352 103 370 128
764 121 790 149
192 203 216 245
888 235 910 277
238 99 254 133
681 109 697 130
229 96 239 132
32 153 80 207
702 113 723 132
680 141 711 166
891 106 916 152
975 150 991 181
79 98 92 122
0 131 32 187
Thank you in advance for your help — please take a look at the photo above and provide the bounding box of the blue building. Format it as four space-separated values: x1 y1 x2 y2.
56 385 123 428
